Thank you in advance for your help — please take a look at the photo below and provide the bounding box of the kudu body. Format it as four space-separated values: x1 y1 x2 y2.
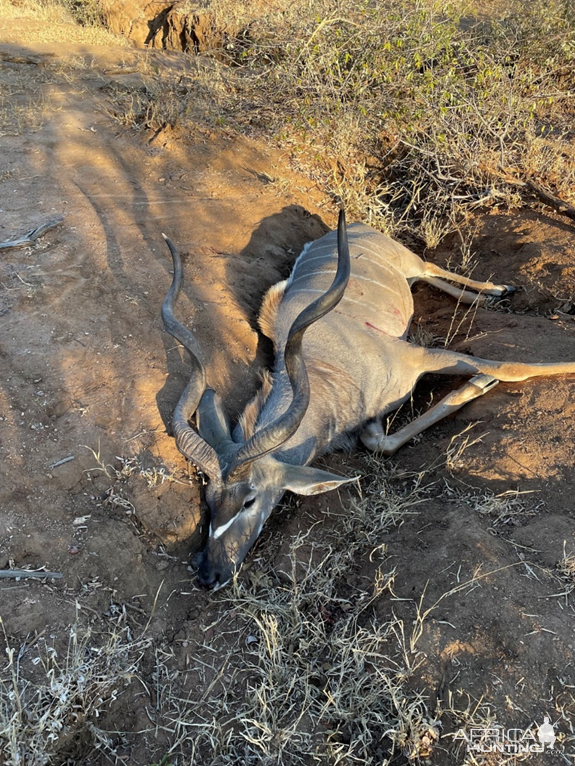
162 212 575 588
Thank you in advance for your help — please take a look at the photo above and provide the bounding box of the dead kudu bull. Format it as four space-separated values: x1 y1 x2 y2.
162 211 575 588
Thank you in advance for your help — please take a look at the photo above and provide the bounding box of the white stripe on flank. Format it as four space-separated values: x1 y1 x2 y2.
290 288 388 315
292 252 330 267
348 241 400 264
289 269 337 284
294 245 399 275
292 269 393 292
290 237 394 276
211 514 239 539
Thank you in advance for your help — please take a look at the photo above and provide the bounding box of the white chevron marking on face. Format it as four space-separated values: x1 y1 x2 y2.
211 514 239 539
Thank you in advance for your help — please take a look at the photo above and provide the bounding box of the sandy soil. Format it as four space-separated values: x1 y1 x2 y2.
1 11 574 765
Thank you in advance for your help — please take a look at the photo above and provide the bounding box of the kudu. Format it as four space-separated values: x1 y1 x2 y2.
162 211 575 588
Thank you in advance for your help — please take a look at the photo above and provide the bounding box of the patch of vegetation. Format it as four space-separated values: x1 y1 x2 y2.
106 0 575 246
54 0 104 27
0 618 150 765
0 90 46 137
556 542 575 596
0 465 441 764
228 0 575 238
105 57 229 134
0 0 125 44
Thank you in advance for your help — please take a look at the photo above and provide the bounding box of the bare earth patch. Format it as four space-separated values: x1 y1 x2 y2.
1 11 574 766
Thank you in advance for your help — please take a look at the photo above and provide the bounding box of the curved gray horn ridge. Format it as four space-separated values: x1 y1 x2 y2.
229 209 351 474
161 235 222 482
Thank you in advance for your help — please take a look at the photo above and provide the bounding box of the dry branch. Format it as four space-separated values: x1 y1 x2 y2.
0 569 63 579
524 180 575 222
0 217 64 250
483 165 575 223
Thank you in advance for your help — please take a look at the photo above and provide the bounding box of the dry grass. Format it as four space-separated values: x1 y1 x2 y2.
83 445 194 515
148 556 435 763
555 542 575 596
58 444 442 762
69 445 438 762
84 444 192 488
444 423 486 474
133 460 565 764
0 0 126 46
2 446 571 763
0 616 150 765
0 90 46 137
104 57 230 133
470 489 541 527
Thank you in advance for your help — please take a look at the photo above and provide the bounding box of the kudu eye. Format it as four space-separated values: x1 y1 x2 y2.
243 496 256 509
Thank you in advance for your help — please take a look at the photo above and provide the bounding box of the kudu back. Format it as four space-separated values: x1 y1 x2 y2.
162 211 575 588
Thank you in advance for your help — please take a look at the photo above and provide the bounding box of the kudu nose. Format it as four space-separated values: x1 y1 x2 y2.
197 564 219 589
197 549 231 588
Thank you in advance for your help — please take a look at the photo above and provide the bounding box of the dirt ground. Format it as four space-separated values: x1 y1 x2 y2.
1 10 575 766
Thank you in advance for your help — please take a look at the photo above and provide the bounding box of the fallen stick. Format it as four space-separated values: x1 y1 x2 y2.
524 179 575 223
48 455 75 469
0 217 64 250
483 164 575 223
0 569 63 580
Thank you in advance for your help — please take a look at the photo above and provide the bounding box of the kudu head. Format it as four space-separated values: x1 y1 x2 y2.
161 211 353 588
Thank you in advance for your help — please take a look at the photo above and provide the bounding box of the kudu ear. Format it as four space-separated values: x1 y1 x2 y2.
280 463 357 496
196 389 233 450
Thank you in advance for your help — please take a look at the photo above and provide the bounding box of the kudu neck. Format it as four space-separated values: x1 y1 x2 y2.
253 361 360 466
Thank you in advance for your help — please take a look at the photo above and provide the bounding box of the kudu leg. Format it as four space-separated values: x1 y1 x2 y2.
361 374 498 455
417 347 575 382
422 262 514 295
418 263 515 305
361 344 575 455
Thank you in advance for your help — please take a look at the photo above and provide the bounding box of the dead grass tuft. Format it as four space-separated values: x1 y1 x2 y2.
0 616 151 765
104 56 230 133
83 445 194 516
0 91 46 137
555 542 575 596
472 489 542 527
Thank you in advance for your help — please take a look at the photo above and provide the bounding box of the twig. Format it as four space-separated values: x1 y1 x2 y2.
15 273 34 287
0 51 43 65
0 569 63 580
485 165 575 223
295 16 361 65
524 180 575 222
104 67 140 76
48 455 75 469
0 217 64 250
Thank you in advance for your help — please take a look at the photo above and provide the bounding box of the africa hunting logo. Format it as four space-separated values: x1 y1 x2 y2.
455 716 557 755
